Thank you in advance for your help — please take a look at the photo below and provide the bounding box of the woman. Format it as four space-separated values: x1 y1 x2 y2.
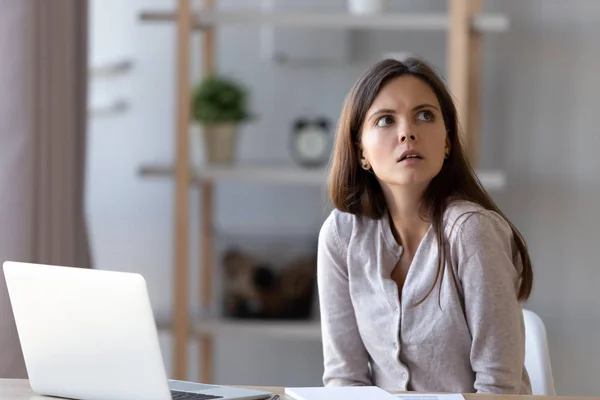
317 57 533 394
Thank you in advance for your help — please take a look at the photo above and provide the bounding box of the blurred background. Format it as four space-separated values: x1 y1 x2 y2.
1 0 599 397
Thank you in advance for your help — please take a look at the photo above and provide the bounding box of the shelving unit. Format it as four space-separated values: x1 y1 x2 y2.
138 0 508 383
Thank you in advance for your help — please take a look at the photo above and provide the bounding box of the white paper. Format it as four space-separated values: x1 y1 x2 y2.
285 386 397 400
396 393 466 400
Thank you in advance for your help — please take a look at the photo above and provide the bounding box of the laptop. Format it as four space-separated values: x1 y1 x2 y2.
3 261 273 400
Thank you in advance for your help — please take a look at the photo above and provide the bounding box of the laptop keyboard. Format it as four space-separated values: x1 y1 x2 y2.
171 390 223 400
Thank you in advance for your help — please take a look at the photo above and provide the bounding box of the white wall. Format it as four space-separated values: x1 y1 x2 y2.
87 0 600 395
482 2 600 396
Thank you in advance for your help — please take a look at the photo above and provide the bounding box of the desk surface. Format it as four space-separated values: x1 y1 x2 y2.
0 379 592 400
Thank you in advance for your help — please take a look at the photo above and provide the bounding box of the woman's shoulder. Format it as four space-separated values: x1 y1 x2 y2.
319 208 379 249
443 199 512 241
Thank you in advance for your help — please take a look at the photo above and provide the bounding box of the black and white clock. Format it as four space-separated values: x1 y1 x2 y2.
289 117 332 168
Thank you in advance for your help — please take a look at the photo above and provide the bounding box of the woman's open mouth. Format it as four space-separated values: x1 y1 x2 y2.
397 150 424 164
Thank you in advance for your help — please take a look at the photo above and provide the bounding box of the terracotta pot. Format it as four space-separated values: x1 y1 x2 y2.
201 123 238 165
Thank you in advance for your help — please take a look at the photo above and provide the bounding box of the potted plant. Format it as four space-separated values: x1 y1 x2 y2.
191 75 250 165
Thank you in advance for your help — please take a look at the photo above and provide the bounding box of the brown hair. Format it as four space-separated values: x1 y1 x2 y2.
328 57 533 303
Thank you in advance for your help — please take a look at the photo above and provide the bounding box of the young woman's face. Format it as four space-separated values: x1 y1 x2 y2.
359 75 449 189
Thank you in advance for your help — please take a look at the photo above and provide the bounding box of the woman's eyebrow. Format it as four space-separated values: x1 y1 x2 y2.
413 103 440 112
367 108 396 121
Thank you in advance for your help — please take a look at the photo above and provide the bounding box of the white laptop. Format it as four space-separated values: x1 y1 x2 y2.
3 261 273 400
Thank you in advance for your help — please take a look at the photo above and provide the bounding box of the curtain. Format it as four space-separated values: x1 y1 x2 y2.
0 0 90 378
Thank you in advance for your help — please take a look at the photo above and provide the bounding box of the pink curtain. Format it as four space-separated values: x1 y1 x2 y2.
0 0 90 378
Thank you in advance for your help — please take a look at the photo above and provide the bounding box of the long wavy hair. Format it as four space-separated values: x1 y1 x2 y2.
328 57 533 303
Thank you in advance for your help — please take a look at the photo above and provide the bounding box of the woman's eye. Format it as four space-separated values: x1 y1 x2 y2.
417 110 435 122
376 115 395 127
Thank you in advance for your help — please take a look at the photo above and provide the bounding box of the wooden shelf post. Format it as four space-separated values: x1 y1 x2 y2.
173 0 193 381
448 0 482 167
200 181 214 383
199 0 216 385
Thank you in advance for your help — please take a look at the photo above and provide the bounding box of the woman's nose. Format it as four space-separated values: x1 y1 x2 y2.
399 131 417 143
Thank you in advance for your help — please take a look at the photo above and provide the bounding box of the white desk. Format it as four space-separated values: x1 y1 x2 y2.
0 379 590 400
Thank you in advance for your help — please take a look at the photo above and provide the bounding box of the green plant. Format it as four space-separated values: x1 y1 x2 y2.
191 75 249 125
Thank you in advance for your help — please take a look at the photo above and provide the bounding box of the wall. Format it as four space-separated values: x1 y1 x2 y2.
87 0 600 395
483 1 600 396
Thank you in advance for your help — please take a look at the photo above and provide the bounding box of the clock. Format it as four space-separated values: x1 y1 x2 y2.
289 117 332 168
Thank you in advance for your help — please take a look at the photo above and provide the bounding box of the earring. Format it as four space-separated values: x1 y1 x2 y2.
361 159 371 170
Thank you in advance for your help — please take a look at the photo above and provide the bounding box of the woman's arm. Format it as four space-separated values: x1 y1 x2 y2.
317 214 372 387
454 210 527 394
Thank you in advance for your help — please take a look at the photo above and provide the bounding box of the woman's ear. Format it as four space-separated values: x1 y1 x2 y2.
354 141 364 159
358 148 372 170
444 136 451 159
357 145 365 162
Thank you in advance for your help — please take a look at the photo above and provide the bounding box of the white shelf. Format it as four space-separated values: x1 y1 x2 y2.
88 98 129 117
139 163 328 186
155 312 322 341
138 163 507 191
139 10 509 33
89 59 133 77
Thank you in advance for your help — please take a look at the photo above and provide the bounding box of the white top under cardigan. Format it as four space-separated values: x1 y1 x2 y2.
316 200 532 394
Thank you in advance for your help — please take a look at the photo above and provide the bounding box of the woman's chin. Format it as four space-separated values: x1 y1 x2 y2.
392 171 435 186
382 176 433 189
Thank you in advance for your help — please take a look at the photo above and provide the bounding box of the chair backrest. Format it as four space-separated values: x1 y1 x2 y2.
523 309 556 395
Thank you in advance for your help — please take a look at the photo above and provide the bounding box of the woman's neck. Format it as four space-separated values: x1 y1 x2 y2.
382 183 431 253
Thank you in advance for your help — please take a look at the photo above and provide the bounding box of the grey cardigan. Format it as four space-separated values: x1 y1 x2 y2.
317 200 532 394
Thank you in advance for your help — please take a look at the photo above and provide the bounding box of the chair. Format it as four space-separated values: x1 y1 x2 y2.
523 309 556 395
